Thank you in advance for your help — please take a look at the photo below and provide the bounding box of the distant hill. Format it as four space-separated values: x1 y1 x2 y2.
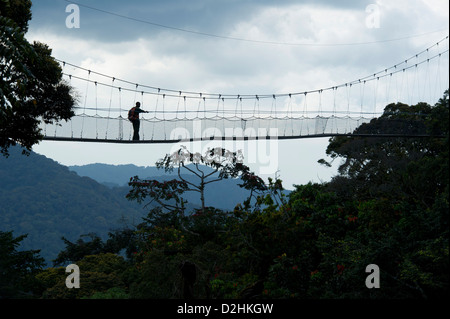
69 163 173 188
0 147 146 266
69 163 255 211
0 149 261 266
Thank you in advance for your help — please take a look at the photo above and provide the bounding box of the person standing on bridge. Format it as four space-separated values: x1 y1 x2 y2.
128 102 149 141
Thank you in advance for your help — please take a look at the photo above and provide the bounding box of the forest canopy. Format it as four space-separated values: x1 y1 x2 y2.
1 91 446 299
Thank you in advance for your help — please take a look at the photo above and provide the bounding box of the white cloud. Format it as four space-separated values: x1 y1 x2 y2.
28 1 449 188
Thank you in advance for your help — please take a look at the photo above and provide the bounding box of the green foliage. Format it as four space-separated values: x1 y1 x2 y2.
85 287 129 299
38 253 129 299
1 0 75 156
0 0 32 33
0 230 44 298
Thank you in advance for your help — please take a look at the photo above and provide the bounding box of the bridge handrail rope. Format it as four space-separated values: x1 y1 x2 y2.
59 47 448 119
56 35 448 102
58 48 448 103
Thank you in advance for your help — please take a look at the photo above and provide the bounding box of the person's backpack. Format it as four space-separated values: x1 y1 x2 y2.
128 107 138 121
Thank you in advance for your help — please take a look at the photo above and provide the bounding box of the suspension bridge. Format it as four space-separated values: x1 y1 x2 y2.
41 36 449 144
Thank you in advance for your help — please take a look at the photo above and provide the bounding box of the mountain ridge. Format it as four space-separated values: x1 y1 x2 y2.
69 163 254 210
68 163 173 188
0 147 145 265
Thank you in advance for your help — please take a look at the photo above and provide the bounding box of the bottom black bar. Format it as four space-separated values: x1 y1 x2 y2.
2 299 446 318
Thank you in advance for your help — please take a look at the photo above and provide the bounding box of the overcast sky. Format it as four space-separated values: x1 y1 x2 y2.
26 0 449 189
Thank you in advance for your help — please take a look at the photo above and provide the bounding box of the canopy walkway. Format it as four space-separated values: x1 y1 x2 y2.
41 36 449 143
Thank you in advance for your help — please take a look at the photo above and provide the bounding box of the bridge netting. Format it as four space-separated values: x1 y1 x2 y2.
41 36 449 143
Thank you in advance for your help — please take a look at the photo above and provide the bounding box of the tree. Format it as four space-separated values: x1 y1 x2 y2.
125 147 284 298
0 230 45 298
0 0 32 32
53 234 105 267
53 229 138 266
1 0 75 156
319 93 449 204
38 253 129 299
154 146 264 212
313 91 449 298
127 146 266 225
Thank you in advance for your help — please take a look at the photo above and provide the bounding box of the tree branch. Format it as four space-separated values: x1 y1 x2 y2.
178 165 201 190
181 162 202 179
204 177 224 185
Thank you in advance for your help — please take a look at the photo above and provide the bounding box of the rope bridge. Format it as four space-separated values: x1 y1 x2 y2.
41 36 449 143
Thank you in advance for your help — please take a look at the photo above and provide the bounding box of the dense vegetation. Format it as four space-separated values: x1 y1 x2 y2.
1 92 447 299
1 0 75 156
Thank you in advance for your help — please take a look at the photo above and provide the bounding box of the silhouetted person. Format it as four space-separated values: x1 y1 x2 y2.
128 102 148 141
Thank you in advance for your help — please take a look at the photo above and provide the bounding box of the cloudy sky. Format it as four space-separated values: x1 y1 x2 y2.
27 0 449 188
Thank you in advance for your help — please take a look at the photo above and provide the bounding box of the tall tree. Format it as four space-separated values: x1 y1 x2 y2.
315 92 449 298
0 231 45 298
1 0 75 156
0 0 32 32
319 92 449 204
128 146 266 216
